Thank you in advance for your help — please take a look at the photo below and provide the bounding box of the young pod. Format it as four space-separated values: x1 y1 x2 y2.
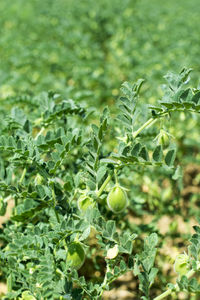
77 195 95 213
107 185 128 213
21 291 36 300
174 253 190 276
66 242 85 270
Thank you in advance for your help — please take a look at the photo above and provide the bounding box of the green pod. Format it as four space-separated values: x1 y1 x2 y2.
77 195 95 212
174 253 190 276
66 242 85 270
21 291 36 300
107 185 128 213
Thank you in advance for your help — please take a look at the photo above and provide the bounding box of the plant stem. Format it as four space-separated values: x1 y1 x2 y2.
19 168 27 184
54 208 60 223
35 127 45 140
4 195 13 202
132 112 168 139
99 263 111 297
153 287 175 300
153 265 199 300
97 174 112 197
52 185 60 223
114 169 118 185
133 118 157 138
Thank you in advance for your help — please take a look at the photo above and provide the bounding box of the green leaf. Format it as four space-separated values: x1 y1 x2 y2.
172 165 183 180
153 145 163 162
96 166 107 184
165 149 176 166
139 147 149 161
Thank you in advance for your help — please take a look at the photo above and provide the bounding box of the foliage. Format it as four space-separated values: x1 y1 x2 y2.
1 0 200 106
0 68 199 299
0 0 200 299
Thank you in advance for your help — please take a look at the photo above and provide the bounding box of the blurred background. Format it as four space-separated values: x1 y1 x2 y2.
0 0 200 105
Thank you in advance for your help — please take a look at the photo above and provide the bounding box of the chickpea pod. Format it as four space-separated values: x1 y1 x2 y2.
107 185 128 213
66 242 85 270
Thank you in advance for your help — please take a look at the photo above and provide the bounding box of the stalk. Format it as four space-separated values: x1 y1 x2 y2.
52 186 60 223
97 174 112 197
153 264 200 300
132 112 168 139
114 169 118 185
35 127 45 140
19 168 27 184
99 263 111 297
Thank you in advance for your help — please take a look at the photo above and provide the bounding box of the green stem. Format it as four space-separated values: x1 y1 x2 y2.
52 186 60 223
99 263 111 297
133 118 157 138
54 208 60 223
114 169 118 185
19 168 27 184
132 112 168 139
35 127 45 140
153 266 199 300
4 195 13 203
153 288 174 300
97 174 112 197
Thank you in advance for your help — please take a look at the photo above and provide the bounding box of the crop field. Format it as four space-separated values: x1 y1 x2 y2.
0 0 200 299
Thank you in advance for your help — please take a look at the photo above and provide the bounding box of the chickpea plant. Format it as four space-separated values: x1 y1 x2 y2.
0 68 200 299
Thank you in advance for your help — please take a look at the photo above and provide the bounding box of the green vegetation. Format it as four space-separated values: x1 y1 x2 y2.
0 0 200 299
1 0 200 104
